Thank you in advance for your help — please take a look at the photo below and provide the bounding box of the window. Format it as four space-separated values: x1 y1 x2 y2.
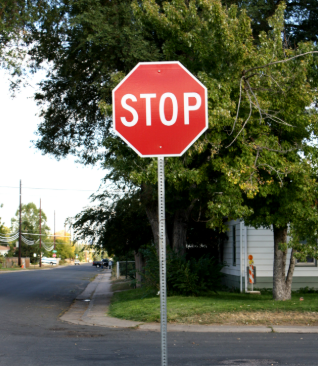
295 239 317 267
232 226 236 266
296 256 316 267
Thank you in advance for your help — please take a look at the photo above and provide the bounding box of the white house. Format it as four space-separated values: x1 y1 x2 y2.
222 219 318 291
0 245 9 256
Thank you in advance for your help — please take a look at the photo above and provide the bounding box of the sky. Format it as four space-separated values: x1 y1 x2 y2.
0 70 106 235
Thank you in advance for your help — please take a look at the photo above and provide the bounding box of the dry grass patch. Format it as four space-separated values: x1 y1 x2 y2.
111 280 134 292
171 311 318 326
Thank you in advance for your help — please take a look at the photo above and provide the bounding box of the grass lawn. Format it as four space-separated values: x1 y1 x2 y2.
111 280 134 292
0 268 23 271
108 288 318 326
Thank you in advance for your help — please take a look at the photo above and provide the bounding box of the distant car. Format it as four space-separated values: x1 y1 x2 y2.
74 259 80 265
92 259 108 268
41 257 57 265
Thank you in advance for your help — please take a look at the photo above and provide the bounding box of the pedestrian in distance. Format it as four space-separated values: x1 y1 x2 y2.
108 260 112 270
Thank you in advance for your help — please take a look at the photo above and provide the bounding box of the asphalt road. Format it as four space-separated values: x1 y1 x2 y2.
0 264 317 366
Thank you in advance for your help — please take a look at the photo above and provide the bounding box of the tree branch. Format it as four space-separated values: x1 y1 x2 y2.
245 51 318 74
257 163 284 186
229 77 243 136
226 89 253 148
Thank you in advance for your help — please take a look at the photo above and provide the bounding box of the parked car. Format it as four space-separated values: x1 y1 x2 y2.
92 259 108 268
74 259 80 265
41 257 57 265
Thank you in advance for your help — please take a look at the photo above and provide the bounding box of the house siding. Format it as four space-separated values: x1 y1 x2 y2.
222 221 318 290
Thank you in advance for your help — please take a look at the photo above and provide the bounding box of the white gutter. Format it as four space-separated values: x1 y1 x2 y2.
240 221 243 293
244 221 248 292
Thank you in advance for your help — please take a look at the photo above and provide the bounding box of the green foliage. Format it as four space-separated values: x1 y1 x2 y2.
0 204 9 235
296 287 318 294
141 246 225 296
0 254 5 268
6 243 17 257
74 246 85 261
55 240 75 260
19 0 318 290
73 192 152 257
222 0 318 45
0 0 46 90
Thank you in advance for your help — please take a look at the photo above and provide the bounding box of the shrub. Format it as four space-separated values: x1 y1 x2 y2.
140 246 225 296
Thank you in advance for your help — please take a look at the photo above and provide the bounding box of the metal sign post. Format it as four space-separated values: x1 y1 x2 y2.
158 157 167 366
112 61 208 366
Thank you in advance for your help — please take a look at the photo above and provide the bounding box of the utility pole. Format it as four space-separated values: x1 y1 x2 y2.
54 210 56 250
39 199 42 268
18 180 22 266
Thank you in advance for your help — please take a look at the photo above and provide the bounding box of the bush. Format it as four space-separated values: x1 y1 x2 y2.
140 246 225 296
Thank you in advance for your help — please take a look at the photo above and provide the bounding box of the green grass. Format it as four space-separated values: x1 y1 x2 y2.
109 288 318 323
0 268 22 271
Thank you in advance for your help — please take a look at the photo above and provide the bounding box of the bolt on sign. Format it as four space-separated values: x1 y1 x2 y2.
113 62 208 366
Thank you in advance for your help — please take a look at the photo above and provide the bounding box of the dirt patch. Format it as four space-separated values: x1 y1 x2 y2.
170 311 318 326
111 281 133 292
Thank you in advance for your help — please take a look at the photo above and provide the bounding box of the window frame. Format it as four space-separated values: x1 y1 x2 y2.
232 225 236 266
295 257 317 267
295 239 317 267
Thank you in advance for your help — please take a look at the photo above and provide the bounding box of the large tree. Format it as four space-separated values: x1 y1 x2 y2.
0 204 8 235
11 202 52 260
23 0 318 300
72 192 153 257
131 0 318 300
0 0 45 90
29 0 318 161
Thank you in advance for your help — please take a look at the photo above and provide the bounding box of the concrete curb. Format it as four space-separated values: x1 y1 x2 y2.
60 271 318 333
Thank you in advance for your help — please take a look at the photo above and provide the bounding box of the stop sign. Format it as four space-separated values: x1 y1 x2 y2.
113 62 208 157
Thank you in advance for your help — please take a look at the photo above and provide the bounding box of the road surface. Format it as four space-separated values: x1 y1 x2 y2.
0 264 317 366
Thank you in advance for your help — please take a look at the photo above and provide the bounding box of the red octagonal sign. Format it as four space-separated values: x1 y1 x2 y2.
113 62 208 157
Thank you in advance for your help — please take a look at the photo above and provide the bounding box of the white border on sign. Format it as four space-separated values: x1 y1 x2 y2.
112 61 208 157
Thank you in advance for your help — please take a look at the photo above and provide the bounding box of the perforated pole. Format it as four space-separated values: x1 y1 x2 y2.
18 180 22 266
158 157 167 366
39 199 42 268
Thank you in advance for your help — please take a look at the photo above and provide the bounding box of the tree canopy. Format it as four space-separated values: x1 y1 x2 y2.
73 192 153 257
4 0 318 299
11 202 52 260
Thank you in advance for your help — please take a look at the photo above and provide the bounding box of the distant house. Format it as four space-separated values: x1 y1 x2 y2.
222 219 318 291
0 245 10 256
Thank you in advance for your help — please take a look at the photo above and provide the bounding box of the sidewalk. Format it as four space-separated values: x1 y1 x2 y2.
60 271 318 333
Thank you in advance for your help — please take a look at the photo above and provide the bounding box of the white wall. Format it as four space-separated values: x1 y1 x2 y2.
223 221 318 279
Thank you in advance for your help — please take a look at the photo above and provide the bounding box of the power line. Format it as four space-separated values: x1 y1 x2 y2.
0 185 124 192
0 186 97 192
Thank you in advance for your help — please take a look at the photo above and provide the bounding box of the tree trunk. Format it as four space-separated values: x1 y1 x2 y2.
273 226 296 300
172 210 188 255
134 251 145 288
145 204 169 254
172 199 198 255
